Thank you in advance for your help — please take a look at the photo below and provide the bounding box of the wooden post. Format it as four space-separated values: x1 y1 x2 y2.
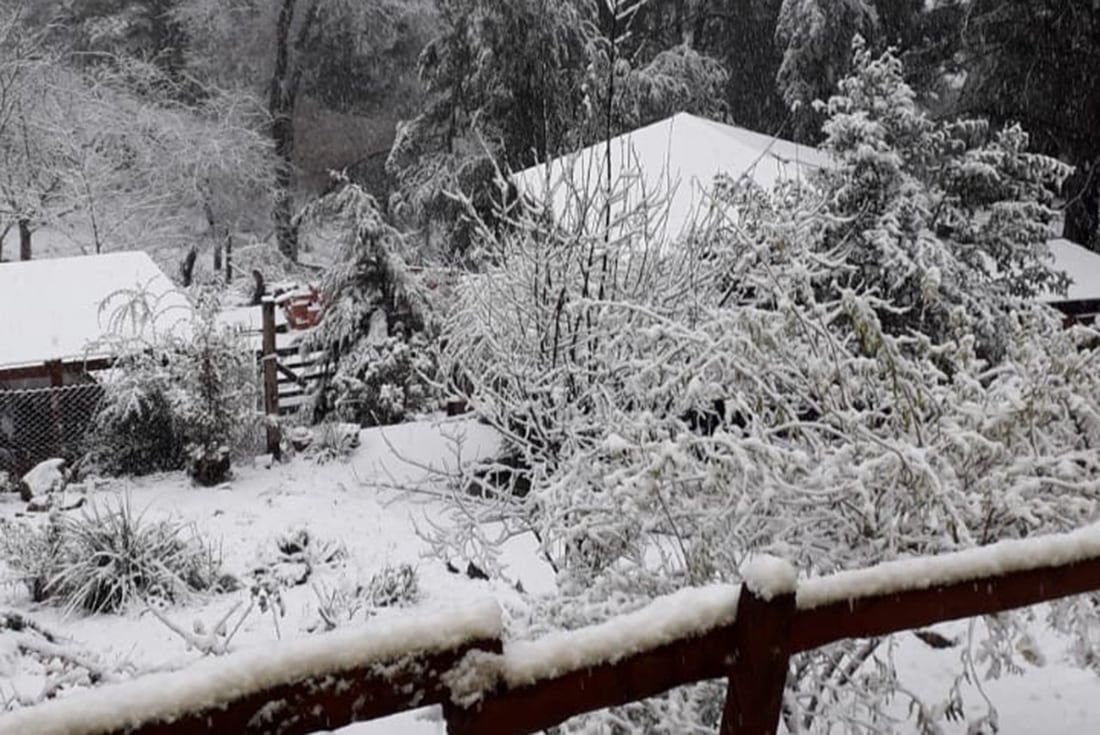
46 360 65 457
261 299 281 459
225 233 234 283
721 586 796 735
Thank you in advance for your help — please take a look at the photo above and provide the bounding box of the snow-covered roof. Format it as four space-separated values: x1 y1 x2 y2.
514 115 1100 305
1042 238 1100 303
511 112 829 241
0 251 191 371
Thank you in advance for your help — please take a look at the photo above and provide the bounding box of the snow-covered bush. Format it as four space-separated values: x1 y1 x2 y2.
86 383 184 477
0 499 222 614
175 291 259 485
296 421 361 463
323 333 437 427
310 564 420 632
437 45 1100 733
0 514 66 603
87 286 260 484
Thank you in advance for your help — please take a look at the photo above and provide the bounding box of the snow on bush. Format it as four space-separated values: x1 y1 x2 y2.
299 179 441 427
436 43 1100 733
87 286 259 484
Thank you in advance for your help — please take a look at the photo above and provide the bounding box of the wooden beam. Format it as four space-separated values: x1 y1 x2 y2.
19 638 501 735
721 588 795 735
261 299 281 459
791 556 1100 653
0 357 114 383
445 623 738 735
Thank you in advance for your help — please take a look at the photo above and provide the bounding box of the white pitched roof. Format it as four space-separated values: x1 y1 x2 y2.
0 251 191 370
511 112 829 240
513 113 1100 305
1043 238 1100 303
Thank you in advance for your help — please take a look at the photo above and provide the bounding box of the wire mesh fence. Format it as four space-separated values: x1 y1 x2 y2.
0 383 105 477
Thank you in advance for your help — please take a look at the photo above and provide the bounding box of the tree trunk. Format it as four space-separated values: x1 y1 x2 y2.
225 232 234 283
180 247 197 287
18 218 32 261
268 0 311 263
1063 156 1100 250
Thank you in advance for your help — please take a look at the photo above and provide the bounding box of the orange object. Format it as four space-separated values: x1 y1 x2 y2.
283 286 324 329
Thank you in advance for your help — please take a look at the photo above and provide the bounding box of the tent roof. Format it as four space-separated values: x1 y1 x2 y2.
511 112 829 240
0 251 191 371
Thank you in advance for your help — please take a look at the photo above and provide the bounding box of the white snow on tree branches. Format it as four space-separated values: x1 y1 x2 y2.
434 40 1099 734
0 599 501 735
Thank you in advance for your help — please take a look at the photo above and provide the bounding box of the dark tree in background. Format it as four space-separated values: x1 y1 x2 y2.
950 0 1100 248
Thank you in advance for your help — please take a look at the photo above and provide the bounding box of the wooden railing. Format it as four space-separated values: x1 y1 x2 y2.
4 524 1100 735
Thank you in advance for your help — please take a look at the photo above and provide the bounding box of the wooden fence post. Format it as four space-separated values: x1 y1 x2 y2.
721 573 796 735
261 298 281 459
46 360 65 457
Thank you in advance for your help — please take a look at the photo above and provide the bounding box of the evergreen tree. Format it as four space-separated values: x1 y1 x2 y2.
950 0 1100 248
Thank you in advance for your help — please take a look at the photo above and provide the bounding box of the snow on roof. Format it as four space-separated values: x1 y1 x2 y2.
1041 238 1100 303
0 251 191 371
511 112 829 241
0 599 502 735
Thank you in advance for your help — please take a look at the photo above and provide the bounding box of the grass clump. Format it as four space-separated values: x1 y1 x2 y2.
0 497 221 614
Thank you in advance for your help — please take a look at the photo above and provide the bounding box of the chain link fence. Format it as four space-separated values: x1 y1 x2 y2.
0 383 105 477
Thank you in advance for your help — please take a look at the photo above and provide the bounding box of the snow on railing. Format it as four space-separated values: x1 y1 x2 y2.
5 523 1100 735
0 600 502 735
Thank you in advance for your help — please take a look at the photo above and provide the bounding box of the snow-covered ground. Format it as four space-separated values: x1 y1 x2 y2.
1 416 1099 734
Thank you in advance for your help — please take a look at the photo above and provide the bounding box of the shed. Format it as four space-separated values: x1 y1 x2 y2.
0 252 190 475
512 112 1100 318
0 251 190 387
511 111 829 241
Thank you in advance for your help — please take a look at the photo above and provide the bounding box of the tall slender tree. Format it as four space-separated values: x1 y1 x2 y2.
174 0 434 261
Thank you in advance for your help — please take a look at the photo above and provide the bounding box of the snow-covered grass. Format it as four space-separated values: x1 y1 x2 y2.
1 416 1099 734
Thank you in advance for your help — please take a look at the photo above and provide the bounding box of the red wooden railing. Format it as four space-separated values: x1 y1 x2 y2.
3 524 1100 735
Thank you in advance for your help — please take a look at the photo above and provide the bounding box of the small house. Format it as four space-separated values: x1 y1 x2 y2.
0 251 190 474
513 112 1100 321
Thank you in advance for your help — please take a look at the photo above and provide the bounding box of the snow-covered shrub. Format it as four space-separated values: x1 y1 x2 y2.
299 179 441 426
300 421 361 463
0 514 66 602
310 564 420 632
175 291 259 485
85 353 186 477
0 499 221 614
88 286 260 484
437 45 1099 733
254 527 348 589
323 334 437 427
